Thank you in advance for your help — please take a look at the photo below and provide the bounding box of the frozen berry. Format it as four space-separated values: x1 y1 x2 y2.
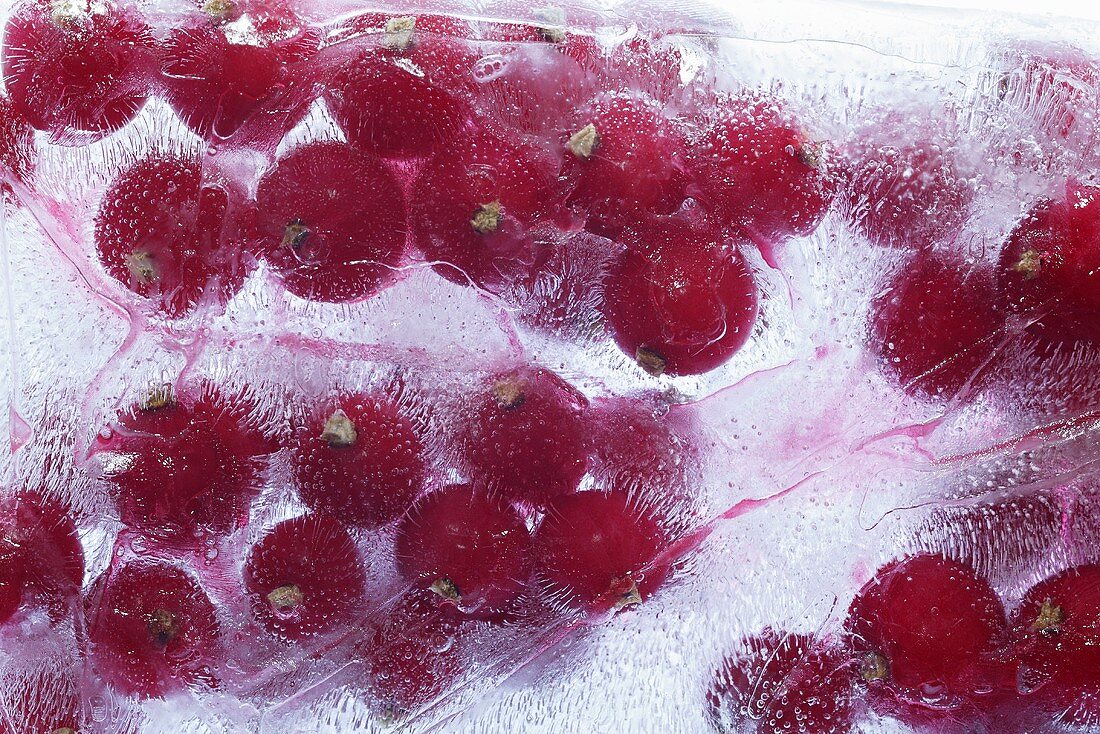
846 554 1007 707
456 365 587 506
0 492 83 624
998 180 1100 344
244 514 366 641
0 661 82 734
604 36 690 106
412 127 570 291
86 560 219 698
870 251 1004 400
706 630 855 734
2 0 154 142
534 489 671 613
94 153 254 318
584 394 699 499
99 386 273 537
291 393 427 530
160 5 319 141
601 218 758 377
687 93 833 243
1009 565 1100 706
844 140 976 250
253 141 407 302
995 44 1099 150
359 590 463 716
0 94 33 186
324 19 475 159
561 93 690 237
394 484 533 619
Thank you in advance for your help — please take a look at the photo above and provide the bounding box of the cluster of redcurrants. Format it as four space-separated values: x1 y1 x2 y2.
708 553 1100 733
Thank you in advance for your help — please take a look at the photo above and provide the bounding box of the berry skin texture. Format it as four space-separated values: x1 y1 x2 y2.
687 93 834 244
0 492 84 625
870 251 1004 400
706 630 855 734
94 154 253 319
244 514 366 641
844 141 975 251
2 0 154 143
998 180 1100 344
291 393 427 530
160 7 319 141
412 128 570 291
100 387 274 537
601 218 759 377
846 554 1008 710
1008 564 1100 721
561 93 690 238
359 590 464 716
86 560 219 698
324 20 475 159
394 484 533 619
534 490 670 613
254 141 407 302
457 366 588 507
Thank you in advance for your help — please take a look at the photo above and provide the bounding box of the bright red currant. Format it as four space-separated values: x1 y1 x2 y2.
86 560 219 698
411 127 570 291
160 3 319 141
254 141 407 302
456 365 588 507
99 386 274 537
687 93 833 244
291 393 427 530
601 218 758 377
94 153 253 318
394 484 533 619
244 513 367 641
870 251 1004 400
560 93 690 237
0 491 83 625
846 554 1007 707
2 0 154 142
0 94 33 187
534 489 671 613
706 630 855 734
998 180 1100 344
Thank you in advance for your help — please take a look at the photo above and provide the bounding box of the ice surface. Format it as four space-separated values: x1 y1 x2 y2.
3 0 1100 731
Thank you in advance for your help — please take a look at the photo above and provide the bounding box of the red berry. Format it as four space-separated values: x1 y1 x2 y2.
0 492 83 624
359 590 464 716
604 36 691 106
394 484 533 619
86 560 219 698
870 251 1004 400
846 554 1007 707
706 630 855 734
100 386 273 537
0 661 82 734
843 140 976 250
995 44 1099 151
534 489 671 613
94 153 253 318
456 365 587 506
160 7 319 141
998 180 1100 344
412 127 570 291
325 20 475 159
243 514 366 641
0 94 33 186
2 0 154 142
601 218 758 377
254 141 407 302
584 394 700 502
291 393 427 530
560 93 690 237
687 93 833 243
1009 565 1100 702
